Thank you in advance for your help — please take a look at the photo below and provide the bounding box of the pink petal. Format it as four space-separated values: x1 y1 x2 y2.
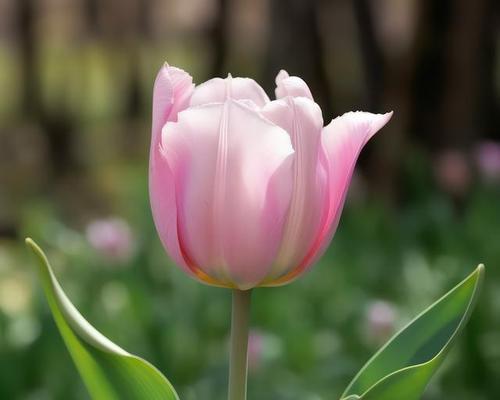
151 64 194 152
261 97 326 279
150 161 191 272
162 100 294 289
311 111 393 264
149 64 195 277
275 70 313 100
168 67 196 119
190 76 270 107
264 111 392 287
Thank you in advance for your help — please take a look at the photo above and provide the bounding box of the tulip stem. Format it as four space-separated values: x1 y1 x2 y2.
228 289 252 400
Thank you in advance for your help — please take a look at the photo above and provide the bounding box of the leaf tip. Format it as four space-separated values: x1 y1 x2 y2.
25 238 49 270
25 237 42 254
475 263 485 287
25 237 40 254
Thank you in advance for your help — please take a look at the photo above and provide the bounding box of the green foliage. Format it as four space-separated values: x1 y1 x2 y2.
25 239 179 400
23 241 485 400
342 265 484 399
1 158 498 399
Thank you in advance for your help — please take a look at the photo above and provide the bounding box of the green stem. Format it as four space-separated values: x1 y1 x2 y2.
228 289 252 400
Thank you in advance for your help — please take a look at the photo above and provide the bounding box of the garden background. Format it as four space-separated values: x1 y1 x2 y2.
0 0 499 399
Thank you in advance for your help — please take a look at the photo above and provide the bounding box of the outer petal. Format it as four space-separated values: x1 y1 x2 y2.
275 70 313 100
162 100 294 289
265 111 392 286
278 111 393 286
320 111 393 237
149 64 196 278
190 76 270 107
261 97 326 280
151 64 194 151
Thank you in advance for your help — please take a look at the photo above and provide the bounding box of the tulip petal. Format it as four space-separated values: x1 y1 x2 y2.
190 76 270 108
312 111 393 263
265 111 392 287
162 100 294 289
275 70 313 100
261 97 326 278
151 64 194 151
149 64 196 278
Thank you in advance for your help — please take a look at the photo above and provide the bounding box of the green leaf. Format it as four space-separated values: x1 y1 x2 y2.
26 238 179 400
341 264 484 400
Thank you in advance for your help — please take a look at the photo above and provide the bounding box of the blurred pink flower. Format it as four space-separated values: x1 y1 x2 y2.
86 218 135 263
245 330 281 372
365 300 397 346
475 141 500 183
150 63 392 289
434 150 471 196
247 330 264 372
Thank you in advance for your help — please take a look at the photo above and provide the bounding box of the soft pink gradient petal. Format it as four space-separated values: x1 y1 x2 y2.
149 64 195 277
162 100 294 289
151 64 194 150
190 76 270 107
261 97 326 278
275 70 313 100
168 66 196 122
263 111 392 286
306 111 392 269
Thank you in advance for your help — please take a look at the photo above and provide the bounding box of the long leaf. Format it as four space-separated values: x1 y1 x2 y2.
341 264 484 400
26 238 179 400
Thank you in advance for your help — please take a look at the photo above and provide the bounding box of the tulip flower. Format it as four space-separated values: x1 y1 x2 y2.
149 64 392 290
149 63 392 400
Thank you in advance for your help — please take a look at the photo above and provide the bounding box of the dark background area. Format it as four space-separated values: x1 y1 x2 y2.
0 0 499 399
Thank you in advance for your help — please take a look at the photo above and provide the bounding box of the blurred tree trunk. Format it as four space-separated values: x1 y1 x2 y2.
84 0 100 34
17 0 77 178
353 0 421 202
478 0 499 141
209 0 229 78
438 0 492 148
18 0 37 115
352 0 384 110
126 0 152 119
264 0 332 117
413 0 498 148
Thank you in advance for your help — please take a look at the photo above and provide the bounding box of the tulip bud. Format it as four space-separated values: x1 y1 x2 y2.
150 63 392 289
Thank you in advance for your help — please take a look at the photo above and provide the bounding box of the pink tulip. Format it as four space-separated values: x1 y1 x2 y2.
150 63 392 289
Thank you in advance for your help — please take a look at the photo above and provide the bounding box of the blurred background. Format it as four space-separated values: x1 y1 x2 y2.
0 0 499 399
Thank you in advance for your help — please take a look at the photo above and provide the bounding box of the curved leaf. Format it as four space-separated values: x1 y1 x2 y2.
341 264 484 400
26 238 179 400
